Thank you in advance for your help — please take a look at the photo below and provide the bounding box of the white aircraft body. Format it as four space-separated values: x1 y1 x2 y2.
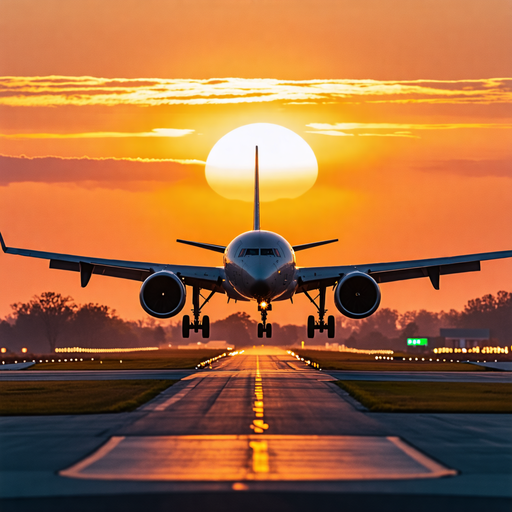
1 147 511 339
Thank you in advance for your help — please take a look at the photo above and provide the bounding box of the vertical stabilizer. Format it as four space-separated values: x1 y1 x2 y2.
254 146 260 230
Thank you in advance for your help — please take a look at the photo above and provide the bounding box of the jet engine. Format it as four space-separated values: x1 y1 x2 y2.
140 271 186 318
334 272 381 319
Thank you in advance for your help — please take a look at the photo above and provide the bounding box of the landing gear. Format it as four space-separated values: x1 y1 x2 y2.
307 315 315 338
182 315 191 338
182 286 215 339
257 301 272 338
304 285 335 338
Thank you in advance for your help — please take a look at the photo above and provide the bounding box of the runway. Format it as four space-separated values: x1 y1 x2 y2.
1 347 511 512
1 368 510 383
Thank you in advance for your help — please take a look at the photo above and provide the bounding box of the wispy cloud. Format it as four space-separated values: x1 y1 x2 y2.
307 122 512 131
0 128 194 139
0 155 205 190
0 76 510 107
306 122 512 138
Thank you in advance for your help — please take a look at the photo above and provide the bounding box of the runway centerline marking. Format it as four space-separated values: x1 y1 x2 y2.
250 355 269 433
249 440 269 473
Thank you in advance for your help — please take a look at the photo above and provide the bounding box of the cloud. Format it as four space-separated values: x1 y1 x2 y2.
0 76 510 107
0 128 195 139
307 122 512 131
305 122 511 138
417 159 512 179
305 130 354 137
0 155 205 189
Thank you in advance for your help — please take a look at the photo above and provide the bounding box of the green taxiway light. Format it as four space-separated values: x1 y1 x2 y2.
407 338 428 346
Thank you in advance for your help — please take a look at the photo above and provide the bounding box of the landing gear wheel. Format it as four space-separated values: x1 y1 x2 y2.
257 323 264 338
202 315 210 338
327 315 335 338
265 323 272 338
182 315 190 338
307 315 315 338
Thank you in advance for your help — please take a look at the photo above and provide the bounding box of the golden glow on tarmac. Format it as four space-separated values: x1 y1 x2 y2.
58 351 457 482
60 435 457 481
205 123 318 202
249 440 270 473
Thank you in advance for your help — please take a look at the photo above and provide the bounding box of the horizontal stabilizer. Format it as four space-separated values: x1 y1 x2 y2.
293 239 338 252
176 239 226 254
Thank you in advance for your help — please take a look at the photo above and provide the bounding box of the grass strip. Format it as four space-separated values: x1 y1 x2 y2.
28 350 224 370
336 380 512 413
295 350 486 372
0 379 177 415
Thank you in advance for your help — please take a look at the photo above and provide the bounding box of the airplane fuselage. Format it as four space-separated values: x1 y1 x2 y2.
224 230 297 303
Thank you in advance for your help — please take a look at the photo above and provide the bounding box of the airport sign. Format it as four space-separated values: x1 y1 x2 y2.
407 338 428 346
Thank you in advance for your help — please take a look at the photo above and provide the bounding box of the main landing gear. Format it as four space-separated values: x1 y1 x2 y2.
257 301 272 338
182 285 215 338
304 285 335 339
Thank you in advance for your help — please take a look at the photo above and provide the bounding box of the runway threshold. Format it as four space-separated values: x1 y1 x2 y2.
60 434 456 481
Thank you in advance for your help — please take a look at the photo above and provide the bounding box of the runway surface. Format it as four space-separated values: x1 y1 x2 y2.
2 367 511 382
1 347 511 512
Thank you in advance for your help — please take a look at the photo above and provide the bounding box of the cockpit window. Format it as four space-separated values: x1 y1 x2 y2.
239 248 280 257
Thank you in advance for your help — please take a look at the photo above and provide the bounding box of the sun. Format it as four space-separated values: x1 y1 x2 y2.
205 123 318 202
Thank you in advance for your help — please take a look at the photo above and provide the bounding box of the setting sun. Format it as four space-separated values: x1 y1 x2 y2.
205 123 318 202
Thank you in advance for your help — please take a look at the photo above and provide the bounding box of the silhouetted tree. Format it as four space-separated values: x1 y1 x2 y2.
356 308 400 339
11 292 76 352
398 309 445 337
400 321 419 340
70 303 141 348
0 320 14 350
458 291 512 343
211 312 257 347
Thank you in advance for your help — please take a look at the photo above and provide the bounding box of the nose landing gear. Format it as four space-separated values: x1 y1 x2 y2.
304 285 335 339
182 285 215 338
257 301 272 338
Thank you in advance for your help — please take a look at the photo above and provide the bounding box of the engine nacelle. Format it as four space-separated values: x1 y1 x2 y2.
140 271 186 319
334 272 381 319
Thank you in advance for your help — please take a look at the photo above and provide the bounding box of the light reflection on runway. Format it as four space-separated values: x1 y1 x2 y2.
57 347 457 483
60 434 456 481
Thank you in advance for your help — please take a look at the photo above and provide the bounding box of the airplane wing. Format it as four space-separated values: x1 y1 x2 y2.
296 250 512 292
0 232 225 292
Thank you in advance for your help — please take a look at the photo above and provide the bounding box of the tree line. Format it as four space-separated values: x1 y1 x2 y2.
0 290 510 354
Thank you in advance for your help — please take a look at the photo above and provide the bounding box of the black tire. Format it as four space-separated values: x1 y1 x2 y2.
257 323 264 338
327 315 335 338
202 315 210 338
307 315 315 338
182 315 190 338
266 323 272 338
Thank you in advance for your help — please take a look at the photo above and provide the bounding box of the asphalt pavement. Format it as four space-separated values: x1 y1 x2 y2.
0 347 511 512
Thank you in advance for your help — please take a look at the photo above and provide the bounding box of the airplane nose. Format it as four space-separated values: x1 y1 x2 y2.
250 279 271 299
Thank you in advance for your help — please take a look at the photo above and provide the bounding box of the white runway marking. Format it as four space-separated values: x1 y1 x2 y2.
60 435 457 481
142 379 202 412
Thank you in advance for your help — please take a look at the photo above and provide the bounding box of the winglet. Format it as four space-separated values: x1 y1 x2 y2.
0 232 7 253
254 146 260 231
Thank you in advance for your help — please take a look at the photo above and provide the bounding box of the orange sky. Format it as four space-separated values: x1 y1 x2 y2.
0 0 511 327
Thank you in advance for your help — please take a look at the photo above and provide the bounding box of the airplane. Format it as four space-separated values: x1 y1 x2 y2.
1 146 511 339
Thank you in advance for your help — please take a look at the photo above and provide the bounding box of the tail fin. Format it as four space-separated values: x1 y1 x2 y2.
254 146 260 230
